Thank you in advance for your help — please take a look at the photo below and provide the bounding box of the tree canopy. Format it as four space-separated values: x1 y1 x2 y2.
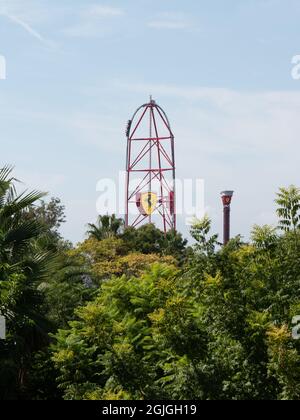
1 167 300 400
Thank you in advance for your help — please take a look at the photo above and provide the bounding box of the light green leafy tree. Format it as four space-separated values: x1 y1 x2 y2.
276 185 300 232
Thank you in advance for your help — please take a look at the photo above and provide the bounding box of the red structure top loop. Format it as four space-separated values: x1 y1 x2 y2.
125 98 176 233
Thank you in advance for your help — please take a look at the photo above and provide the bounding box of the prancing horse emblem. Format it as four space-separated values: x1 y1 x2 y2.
141 192 158 215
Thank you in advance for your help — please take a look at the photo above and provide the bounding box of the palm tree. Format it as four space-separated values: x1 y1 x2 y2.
0 166 47 261
0 166 54 398
87 214 124 240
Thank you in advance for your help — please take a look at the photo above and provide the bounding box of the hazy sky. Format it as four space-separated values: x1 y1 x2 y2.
1 0 300 243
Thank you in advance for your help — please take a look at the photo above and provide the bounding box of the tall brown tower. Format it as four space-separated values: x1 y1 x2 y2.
221 191 234 245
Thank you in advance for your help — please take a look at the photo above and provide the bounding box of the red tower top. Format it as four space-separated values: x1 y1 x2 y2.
221 191 234 207
125 98 176 233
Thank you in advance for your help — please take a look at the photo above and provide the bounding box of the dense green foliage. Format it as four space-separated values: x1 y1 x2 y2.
0 169 300 400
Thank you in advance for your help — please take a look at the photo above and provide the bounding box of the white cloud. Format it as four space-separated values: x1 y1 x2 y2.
147 12 193 30
2 12 52 46
63 3 124 38
0 0 54 47
148 20 189 30
84 5 124 18
63 22 106 38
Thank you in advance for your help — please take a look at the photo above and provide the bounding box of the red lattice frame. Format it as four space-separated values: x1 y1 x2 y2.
125 99 176 233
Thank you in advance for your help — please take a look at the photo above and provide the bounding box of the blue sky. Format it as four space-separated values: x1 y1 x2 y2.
0 0 300 243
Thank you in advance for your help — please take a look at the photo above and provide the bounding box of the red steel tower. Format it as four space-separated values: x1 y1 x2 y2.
125 98 176 233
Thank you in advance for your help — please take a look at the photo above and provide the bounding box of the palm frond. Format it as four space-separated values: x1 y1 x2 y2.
0 190 46 222
2 220 46 249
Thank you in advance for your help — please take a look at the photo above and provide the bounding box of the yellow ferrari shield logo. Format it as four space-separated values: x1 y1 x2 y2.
140 192 158 215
